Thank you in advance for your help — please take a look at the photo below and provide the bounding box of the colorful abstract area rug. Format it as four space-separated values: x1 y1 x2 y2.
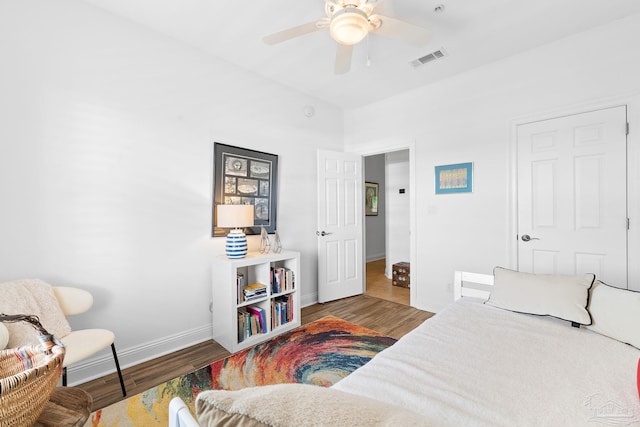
85 315 396 426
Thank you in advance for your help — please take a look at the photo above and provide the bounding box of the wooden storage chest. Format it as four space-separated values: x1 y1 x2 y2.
392 262 410 288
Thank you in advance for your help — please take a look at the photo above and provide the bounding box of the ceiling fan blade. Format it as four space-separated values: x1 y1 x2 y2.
263 21 323 45
334 44 353 75
373 15 431 47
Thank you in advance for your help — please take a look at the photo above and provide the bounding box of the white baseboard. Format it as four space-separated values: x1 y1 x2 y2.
69 293 324 386
301 292 318 308
366 253 385 263
66 323 213 386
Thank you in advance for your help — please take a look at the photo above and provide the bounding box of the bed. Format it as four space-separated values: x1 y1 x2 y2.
175 269 640 426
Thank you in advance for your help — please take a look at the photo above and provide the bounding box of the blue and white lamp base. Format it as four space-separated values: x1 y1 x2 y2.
225 229 248 259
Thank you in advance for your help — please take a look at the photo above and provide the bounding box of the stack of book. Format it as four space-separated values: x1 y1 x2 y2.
243 283 267 301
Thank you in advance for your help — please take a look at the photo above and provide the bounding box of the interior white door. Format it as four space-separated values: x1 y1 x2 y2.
517 106 628 287
317 149 364 303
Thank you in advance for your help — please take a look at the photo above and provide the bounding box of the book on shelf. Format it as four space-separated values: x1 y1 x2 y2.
285 269 294 291
250 314 259 335
237 273 245 304
272 302 279 329
237 309 249 342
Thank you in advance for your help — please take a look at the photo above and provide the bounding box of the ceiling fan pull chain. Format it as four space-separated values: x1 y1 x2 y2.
366 33 371 67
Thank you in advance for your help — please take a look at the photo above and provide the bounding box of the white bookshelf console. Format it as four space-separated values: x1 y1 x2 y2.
211 250 301 353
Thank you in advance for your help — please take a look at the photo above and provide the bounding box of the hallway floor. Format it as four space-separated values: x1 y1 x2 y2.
365 259 410 305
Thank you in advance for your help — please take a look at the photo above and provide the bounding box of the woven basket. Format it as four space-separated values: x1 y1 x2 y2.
0 314 66 427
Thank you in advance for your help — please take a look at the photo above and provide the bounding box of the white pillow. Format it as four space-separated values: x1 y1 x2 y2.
196 383 427 427
0 322 9 349
485 267 594 325
586 280 640 349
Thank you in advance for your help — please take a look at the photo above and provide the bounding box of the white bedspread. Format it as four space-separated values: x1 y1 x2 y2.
332 298 640 427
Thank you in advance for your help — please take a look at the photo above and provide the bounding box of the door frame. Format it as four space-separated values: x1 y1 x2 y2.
353 139 417 306
508 94 640 289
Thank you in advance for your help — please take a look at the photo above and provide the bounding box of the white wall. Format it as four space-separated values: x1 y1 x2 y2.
364 154 385 261
385 150 410 277
0 0 343 383
345 14 640 313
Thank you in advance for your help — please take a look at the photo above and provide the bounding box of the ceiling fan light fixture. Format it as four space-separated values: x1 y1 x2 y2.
330 7 369 46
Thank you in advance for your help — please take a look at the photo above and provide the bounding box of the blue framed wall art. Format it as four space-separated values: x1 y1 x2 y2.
435 162 473 194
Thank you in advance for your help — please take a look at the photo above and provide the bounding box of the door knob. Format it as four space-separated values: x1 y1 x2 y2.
316 231 332 237
521 234 540 242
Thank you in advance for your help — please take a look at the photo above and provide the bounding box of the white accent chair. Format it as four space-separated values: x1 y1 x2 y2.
52 286 126 396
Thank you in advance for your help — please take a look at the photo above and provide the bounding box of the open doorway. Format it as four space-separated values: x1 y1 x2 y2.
364 150 410 305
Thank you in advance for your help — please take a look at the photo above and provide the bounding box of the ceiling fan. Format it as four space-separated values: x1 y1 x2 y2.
262 0 432 74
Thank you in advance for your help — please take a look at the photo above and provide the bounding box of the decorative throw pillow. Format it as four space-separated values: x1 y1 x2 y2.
586 281 640 349
196 383 427 427
0 322 9 350
485 267 594 325
0 279 72 347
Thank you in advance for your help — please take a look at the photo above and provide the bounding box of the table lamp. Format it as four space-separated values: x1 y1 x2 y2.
217 204 255 259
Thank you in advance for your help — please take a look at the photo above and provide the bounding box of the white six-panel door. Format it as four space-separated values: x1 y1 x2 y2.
317 150 364 303
517 106 628 288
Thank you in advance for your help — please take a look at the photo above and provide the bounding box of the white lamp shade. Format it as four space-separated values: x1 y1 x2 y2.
217 204 255 229
330 7 369 46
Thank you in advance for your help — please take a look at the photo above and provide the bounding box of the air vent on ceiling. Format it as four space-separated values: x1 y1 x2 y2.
410 48 448 68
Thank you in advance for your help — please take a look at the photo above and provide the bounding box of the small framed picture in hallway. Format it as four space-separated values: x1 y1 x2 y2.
365 182 379 216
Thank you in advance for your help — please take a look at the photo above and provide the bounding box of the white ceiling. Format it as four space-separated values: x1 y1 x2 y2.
80 0 640 109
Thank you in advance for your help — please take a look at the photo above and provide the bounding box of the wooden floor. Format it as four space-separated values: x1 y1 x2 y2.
365 259 409 305
77 294 433 411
